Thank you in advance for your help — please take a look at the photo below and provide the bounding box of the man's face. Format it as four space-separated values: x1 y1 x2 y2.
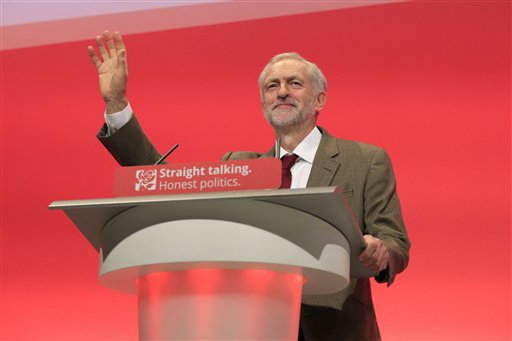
261 59 323 130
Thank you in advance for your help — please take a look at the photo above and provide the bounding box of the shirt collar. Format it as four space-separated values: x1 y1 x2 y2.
280 126 322 164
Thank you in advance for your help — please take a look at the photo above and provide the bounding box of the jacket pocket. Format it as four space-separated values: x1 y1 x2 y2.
342 188 353 198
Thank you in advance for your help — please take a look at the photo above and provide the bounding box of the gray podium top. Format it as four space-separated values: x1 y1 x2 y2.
49 186 375 278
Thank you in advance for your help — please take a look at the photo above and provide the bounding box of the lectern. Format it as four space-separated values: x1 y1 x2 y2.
50 186 372 341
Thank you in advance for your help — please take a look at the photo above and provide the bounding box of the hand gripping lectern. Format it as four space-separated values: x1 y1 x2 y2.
49 187 373 341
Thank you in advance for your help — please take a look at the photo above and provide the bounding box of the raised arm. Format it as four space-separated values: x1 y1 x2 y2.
89 32 161 166
88 31 129 114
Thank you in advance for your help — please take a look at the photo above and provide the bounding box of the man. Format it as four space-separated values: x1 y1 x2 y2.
89 31 410 340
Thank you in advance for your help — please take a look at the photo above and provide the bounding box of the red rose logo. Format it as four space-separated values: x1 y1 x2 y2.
135 169 157 191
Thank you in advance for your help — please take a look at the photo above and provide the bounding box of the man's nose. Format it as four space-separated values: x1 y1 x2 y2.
277 83 289 98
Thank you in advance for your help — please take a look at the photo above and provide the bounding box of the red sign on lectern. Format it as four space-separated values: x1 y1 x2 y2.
114 158 281 196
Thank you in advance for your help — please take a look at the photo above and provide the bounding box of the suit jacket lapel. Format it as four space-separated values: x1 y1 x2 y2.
307 127 341 187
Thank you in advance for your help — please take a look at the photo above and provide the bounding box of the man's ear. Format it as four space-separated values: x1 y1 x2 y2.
315 92 327 111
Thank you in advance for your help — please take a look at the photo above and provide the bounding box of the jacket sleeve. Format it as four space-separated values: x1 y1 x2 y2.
363 148 410 286
97 115 162 166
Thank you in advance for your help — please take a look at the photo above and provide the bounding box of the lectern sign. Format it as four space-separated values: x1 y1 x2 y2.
114 158 281 196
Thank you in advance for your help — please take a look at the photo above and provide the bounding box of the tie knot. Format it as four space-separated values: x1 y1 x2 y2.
281 154 299 170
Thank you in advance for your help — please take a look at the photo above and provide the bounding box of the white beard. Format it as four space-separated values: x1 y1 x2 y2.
264 96 316 130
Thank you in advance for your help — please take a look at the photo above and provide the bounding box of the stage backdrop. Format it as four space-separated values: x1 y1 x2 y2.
1 1 510 340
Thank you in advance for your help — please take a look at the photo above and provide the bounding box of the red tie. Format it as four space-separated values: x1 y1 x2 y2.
279 154 299 189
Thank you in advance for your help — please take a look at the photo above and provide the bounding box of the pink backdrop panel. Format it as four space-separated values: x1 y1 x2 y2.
1 1 510 340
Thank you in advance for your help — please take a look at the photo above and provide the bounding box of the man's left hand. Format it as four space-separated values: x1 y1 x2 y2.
359 235 389 273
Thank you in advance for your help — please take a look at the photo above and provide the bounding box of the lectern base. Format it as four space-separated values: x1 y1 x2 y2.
137 269 303 341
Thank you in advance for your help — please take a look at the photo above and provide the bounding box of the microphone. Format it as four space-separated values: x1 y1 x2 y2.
154 144 179 165
275 137 281 159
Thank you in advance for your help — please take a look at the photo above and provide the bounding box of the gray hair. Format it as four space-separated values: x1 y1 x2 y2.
258 52 327 98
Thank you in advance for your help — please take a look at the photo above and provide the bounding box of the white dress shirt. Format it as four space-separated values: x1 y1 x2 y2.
279 127 322 189
104 103 133 135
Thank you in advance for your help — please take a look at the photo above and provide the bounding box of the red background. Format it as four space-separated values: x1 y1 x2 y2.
1 1 510 340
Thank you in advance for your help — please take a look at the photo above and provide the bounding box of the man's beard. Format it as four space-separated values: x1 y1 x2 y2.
263 96 316 130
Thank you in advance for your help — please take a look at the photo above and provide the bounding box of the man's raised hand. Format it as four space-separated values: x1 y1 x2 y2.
88 31 128 114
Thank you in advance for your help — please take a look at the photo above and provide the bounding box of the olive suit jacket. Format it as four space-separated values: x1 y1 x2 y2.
98 116 410 341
